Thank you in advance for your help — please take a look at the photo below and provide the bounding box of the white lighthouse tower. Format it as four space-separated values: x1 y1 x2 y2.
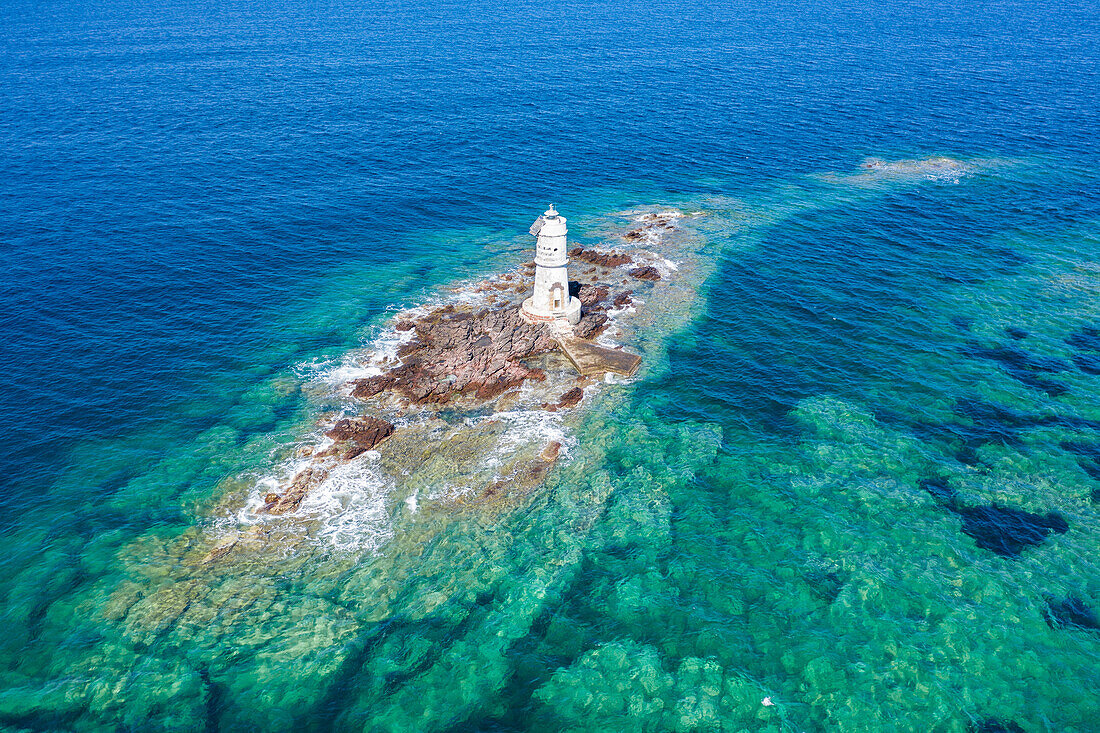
521 205 582 325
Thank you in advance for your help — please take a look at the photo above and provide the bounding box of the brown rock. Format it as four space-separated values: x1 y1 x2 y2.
557 387 583 409
324 416 395 458
613 290 633 307
569 246 633 268
353 305 558 407
628 266 661 281
201 536 239 564
576 283 609 307
263 493 280 504
540 441 562 461
351 373 397 400
575 311 609 340
263 467 328 516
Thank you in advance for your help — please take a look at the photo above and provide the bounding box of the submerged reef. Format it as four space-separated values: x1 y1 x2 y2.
921 477 1069 558
1042 595 1100 631
1 206 697 732
960 339 1071 397
8 160 1100 732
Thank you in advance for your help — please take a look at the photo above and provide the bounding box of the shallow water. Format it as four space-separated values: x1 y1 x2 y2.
1 0 1099 730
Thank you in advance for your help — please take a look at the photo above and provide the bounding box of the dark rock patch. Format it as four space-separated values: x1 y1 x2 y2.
944 398 1031 455
323 416 395 459
628 266 661 281
805 570 844 604
1043 595 1100 631
1073 352 1100 375
950 315 974 332
955 503 1068 558
931 398 1100 465
613 290 633 308
919 476 955 504
1060 440 1100 481
960 341 1070 396
1005 326 1029 340
970 720 1025 733
1066 325 1100 374
1066 325 1100 353
569 246 633 268
983 245 1031 268
953 399 1100 434
1027 376 1068 397
960 341 1068 373
936 271 986 285
921 475 1069 558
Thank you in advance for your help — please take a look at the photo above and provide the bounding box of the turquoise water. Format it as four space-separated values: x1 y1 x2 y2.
2 0 1099 730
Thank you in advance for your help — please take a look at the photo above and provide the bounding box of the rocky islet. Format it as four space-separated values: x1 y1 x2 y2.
231 211 680 538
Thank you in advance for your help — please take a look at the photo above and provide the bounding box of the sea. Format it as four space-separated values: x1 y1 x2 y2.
1 0 1098 730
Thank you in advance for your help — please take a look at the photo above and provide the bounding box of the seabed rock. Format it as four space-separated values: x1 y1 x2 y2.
1042 595 1100 631
921 476 1069 558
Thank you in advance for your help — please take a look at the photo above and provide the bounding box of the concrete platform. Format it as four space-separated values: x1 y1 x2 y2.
556 337 641 377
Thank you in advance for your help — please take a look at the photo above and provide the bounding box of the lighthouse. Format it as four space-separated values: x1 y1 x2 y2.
521 205 582 325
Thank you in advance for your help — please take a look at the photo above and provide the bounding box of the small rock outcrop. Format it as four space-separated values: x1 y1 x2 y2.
575 311 609 340
261 467 330 516
628 266 662 281
556 388 584 409
323 416 395 459
570 246 633 268
576 283 609 307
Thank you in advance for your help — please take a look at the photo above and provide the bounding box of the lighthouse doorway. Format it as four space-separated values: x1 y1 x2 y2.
549 283 564 311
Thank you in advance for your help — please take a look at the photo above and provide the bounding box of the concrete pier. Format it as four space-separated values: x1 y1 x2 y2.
555 336 641 377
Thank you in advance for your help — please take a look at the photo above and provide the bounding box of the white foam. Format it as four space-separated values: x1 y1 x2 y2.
427 407 578 503
633 210 684 223
298 458 395 554
854 157 973 185
312 324 418 387
490 408 574 457
656 256 679 272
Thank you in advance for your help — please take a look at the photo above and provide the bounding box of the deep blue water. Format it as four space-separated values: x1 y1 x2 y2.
1 0 1099 729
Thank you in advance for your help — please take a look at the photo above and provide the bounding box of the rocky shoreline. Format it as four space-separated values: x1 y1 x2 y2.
203 210 681 560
